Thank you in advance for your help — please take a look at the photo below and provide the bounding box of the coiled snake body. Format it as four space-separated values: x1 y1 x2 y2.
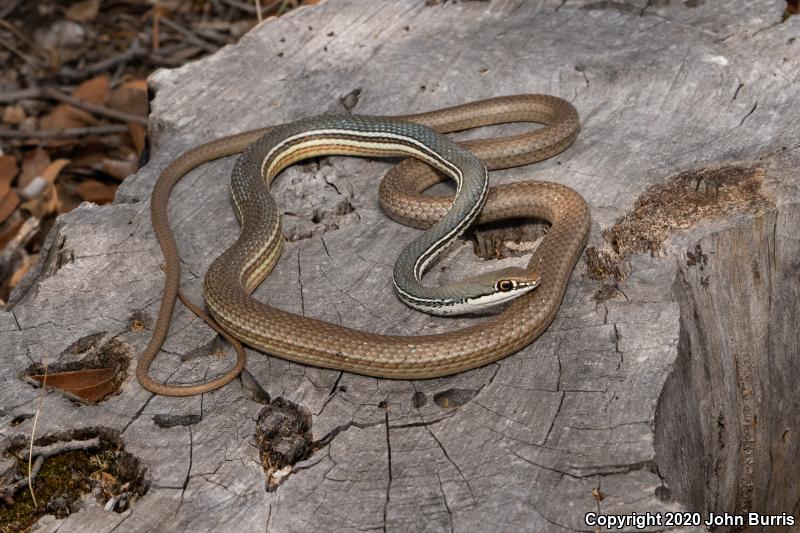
137 95 590 396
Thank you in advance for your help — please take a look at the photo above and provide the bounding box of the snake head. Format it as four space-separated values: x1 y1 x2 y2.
457 267 542 312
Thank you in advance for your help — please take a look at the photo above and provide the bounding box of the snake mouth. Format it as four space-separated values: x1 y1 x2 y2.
519 271 542 288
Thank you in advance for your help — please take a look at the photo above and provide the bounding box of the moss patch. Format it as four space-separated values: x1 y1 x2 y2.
588 164 772 301
0 428 147 533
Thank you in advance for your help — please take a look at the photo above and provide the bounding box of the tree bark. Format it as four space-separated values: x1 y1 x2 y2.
1 1 799 531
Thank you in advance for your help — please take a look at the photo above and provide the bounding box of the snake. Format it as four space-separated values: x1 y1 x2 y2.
136 95 590 396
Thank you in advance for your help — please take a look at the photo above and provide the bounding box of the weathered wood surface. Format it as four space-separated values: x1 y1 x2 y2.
2 0 799 531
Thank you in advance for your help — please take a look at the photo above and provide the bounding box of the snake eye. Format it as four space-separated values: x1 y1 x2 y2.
496 280 515 292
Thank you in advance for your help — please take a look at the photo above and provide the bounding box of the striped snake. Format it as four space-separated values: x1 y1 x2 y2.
137 95 590 396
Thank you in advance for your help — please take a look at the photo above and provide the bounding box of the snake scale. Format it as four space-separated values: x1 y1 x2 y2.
137 95 590 396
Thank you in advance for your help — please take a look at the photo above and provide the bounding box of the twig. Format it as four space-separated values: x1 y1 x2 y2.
255 0 263 22
25 437 102 460
0 125 129 139
0 86 75 103
28 363 47 507
0 456 43 505
43 87 148 125
152 0 161 51
193 26 229 46
0 217 39 282
0 19 41 53
59 40 145 81
0 87 147 125
0 87 42 103
219 0 258 14
0 35 45 68
160 16 218 53
0 0 22 19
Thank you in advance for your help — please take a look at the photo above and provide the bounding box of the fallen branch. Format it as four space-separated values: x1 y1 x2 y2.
0 125 129 139
59 40 146 81
0 86 75 103
43 88 148 126
0 36 45 68
0 87 147 125
24 437 102 461
160 16 218 53
0 455 43 506
0 217 40 288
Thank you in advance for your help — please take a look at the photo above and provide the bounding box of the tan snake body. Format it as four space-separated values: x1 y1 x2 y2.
137 95 590 396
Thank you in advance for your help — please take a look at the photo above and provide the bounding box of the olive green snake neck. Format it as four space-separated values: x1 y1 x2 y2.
137 95 590 396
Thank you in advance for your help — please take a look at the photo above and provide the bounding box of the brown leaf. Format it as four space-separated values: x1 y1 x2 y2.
0 190 19 224
21 184 59 218
0 155 18 198
73 74 110 105
97 156 138 181
39 104 98 130
0 213 25 249
8 253 38 290
127 122 147 157
75 179 116 204
122 79 147 92
108 81 148 117
18 148 51 189
69 149 106 167
42 159 71 185
65 0 100 22
2 104 26 125
31 367 118 403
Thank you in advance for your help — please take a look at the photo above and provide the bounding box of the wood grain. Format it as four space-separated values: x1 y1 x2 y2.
1 0 798 531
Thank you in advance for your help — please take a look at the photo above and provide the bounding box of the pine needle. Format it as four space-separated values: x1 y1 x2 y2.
28 362 48 507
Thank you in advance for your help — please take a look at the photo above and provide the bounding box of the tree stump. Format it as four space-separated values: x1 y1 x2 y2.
2 1 799 531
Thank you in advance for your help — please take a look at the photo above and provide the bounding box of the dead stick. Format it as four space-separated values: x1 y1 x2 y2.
0 455 44 504
0 36 44 68
218 0 258 14
59 40 145 81
0 86 75 103
0 87 147 125
159 16 218 53
0 0 22 19
24 437 102 460
0 125 129 139
43 88 148 125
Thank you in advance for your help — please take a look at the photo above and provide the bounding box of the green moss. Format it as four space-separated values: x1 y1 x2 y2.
1 450 97 532
0 432 147 533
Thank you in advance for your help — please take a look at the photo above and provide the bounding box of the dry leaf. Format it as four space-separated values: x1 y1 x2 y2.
122 79 147 92
8 253 38 290
69 149 106 167
128 122 147 157
40 104 98 130
2 104 26 125
0 155 18 198
42 159 71 184
18 148 51 189
0 190 19 223
0 213 25 249
65 0 100 22
108 81 148 117
21 184 59 218
31 367 118 403
76 179 116 204
73 74 110 104
96 155 137 181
